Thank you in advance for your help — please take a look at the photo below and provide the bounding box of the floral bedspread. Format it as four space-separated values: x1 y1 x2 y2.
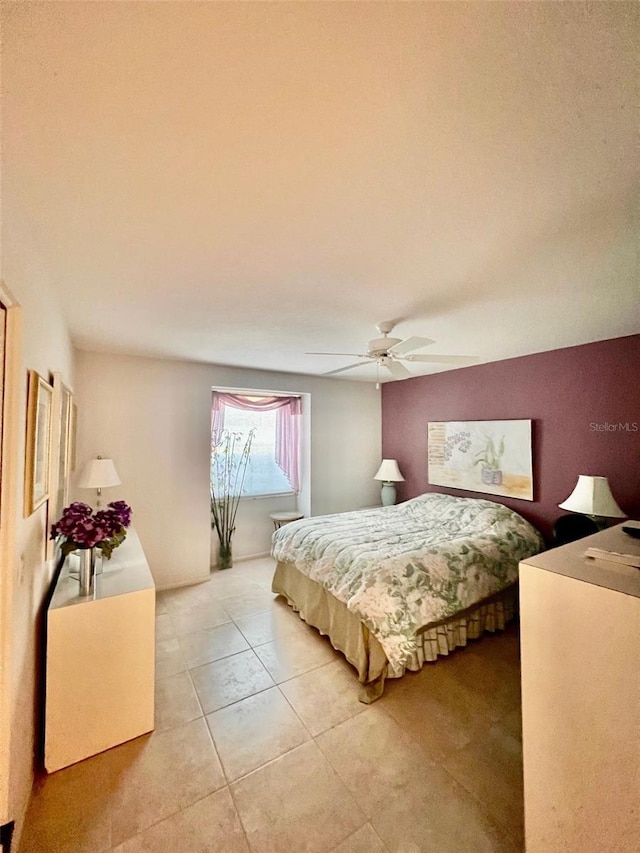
271 493 543 676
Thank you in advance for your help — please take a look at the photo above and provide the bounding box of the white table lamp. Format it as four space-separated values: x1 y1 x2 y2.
374 459 405 506
558 475 625 527
77 456 121 507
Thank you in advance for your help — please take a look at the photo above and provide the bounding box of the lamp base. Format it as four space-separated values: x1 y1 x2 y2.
587 514 615 531
380 482 396 506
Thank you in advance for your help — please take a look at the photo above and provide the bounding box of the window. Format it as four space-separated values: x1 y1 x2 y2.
211 391 301 498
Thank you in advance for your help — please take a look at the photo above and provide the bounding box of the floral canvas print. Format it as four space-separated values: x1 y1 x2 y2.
428 419 533 501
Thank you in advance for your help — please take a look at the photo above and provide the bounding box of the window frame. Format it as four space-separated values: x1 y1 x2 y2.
211 388 301 501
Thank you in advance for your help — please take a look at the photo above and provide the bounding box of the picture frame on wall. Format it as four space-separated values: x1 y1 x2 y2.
51 374 73 520
428 419 534 501
70 402 77 472
46 373 73 558
24 370 54 516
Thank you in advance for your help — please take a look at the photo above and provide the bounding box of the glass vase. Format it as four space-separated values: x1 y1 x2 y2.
218 541 233 570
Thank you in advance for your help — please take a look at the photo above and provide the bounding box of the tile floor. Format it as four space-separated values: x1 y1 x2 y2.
20 557 525 852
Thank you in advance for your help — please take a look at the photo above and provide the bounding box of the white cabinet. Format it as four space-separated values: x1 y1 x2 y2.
45 529 155 773
519 524 640 852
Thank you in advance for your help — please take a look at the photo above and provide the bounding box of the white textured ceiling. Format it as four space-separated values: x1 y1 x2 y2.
2 2 639 381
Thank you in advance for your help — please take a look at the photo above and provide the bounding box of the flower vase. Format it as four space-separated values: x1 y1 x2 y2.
78 548 97 596
218 541 233 570
94 549 104 575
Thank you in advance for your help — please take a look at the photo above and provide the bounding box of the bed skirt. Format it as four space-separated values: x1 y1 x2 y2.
272 560 517 703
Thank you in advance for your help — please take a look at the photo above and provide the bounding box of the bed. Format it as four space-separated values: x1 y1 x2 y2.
271 492 543 701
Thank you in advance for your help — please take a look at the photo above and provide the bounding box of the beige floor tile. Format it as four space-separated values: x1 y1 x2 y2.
499 705 523 741
179 622 250 669
388 655 496 735
206 686 310 781
244 568 279 592
329 823 387 853
315 706 427 817
237 558 277 581
378 674 484 764
154 591 169 615
472 621 521 666
190 649 274 714
155 612 176 642
234 600 308 648
371 777 523 853
115 788 250 852
221 587 278 620
19 756 112 853
230 741 366 853
169 601 232 637
253 628 338 683
209 568 268 596
155 636 188 680
154 670 203 732
449 645 522 722
279 660 367 736
108 718 225 846
161 581 221 611
369 775 517 853
442 723 525 840
316 709 512 853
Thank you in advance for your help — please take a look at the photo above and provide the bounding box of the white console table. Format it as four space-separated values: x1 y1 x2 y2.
519 523 640 852
45 529 155 773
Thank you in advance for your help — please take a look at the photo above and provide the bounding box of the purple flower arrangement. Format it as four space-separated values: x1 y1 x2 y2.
51 500 133 558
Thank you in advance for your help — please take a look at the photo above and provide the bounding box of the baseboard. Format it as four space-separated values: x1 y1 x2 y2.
156 576 212 592
230 551 271 563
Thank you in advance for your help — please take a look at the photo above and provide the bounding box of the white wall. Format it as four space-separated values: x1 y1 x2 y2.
74 351 381 588
1 203 75 846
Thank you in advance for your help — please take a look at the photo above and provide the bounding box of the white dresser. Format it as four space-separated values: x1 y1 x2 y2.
519 523 640 852
45 529 156 773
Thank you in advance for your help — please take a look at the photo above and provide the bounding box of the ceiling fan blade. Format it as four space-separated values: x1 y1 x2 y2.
403 354 479 364
306 352 368 357
323 361 372 376
388 336 435 355
386 360 412 380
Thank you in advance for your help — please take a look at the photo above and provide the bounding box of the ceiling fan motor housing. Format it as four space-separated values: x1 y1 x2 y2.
368 336 402 356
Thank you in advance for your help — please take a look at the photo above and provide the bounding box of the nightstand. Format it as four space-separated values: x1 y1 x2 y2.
269 511 304 530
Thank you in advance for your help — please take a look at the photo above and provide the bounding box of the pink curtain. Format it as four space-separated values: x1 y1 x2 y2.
211 392 301 493
275 397 301 494
211 394 226 444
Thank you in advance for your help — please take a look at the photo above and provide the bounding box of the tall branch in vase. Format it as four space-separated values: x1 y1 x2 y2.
210 428 255 569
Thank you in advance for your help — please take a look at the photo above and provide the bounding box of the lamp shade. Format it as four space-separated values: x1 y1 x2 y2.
374 459 405 483
558 475 625 518
77 457 121 490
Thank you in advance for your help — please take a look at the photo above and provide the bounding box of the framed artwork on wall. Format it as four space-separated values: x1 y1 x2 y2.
51 374 73 520
70 402 77 472
428 419 534 501
47 373 73 557
24 370 54 516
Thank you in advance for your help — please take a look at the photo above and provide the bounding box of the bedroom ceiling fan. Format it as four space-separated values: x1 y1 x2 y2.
307 321 478 384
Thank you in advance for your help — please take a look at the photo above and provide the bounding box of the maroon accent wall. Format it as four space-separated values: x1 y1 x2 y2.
382 334 640 541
